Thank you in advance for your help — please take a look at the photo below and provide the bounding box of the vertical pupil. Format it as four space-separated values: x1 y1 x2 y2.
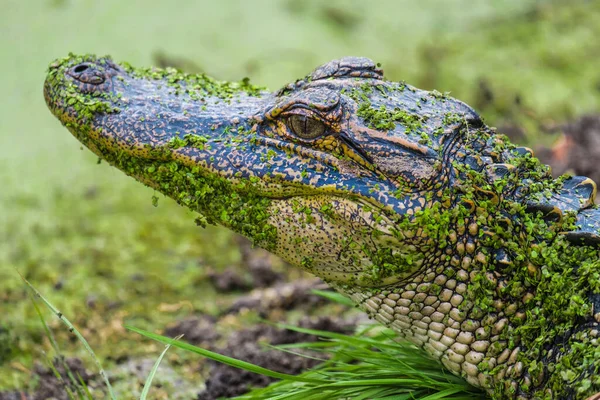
289 114 324 139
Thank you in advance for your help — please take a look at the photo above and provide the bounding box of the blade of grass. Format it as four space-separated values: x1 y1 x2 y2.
272 322 414 351
420 388 471 400
140 334 183 400
77 372 94 400
29 292 88 399
129 294 483 400
261 343 328 364
233 322 486 400
17 270 117 400
310 289 355 307
41 352 78 400
125 325 327 384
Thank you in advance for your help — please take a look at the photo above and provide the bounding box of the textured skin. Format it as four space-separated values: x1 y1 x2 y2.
44 55 600 399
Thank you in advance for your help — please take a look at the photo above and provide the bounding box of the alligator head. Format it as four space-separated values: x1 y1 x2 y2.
44 54 600 399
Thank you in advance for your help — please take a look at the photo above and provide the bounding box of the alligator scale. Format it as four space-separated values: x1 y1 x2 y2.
44 55 600 399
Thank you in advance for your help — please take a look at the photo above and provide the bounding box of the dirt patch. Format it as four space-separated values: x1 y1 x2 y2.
28 357 98 400
226 280 329 316
235 236 285 288
497 122 526 143
164 316 220 346
198 316 354 400
1 235 351 400
208 268 253 292
0 392 23 400
207 236 285 293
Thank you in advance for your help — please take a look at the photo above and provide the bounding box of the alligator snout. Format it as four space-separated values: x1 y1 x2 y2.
44 55 125 123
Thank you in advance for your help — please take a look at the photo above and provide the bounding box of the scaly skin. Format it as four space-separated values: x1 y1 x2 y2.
44 54 600 399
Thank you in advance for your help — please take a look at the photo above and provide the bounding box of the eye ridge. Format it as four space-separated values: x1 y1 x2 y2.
287 114 326 140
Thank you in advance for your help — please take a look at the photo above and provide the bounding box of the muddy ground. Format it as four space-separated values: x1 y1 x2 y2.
0 239 358 400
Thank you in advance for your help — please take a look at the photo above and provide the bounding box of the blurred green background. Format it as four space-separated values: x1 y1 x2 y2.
1 0 599 397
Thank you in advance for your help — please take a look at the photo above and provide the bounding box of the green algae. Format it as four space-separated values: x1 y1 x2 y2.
109 144 279 250
356 101 426 133
329 119 600 397
121 59 263 102
45 53 280 254
167 134 209 150
444 128 599 398
344 84 427 135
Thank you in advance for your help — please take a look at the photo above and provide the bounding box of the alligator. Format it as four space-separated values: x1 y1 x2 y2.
43 54 600 399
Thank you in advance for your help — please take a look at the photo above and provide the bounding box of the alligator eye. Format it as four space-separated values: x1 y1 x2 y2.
288 115 326 140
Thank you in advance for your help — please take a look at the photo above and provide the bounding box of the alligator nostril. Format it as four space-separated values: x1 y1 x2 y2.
73 64 89 73
67 62 107 86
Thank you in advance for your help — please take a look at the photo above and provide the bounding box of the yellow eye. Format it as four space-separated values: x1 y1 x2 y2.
288 114 326 140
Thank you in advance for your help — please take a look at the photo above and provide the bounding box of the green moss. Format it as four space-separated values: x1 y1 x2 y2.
336 119 600 397
0 325 13 366
356 100 426 133
167 133 209 150
121 59 263 102
448 126 598 398
110 145 278 250
343 84 428 141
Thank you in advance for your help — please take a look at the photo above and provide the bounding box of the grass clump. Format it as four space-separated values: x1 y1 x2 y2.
20 271 116 400
130 323 485 400
129 292 485 399
23 273 485 399
240 324 485 400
